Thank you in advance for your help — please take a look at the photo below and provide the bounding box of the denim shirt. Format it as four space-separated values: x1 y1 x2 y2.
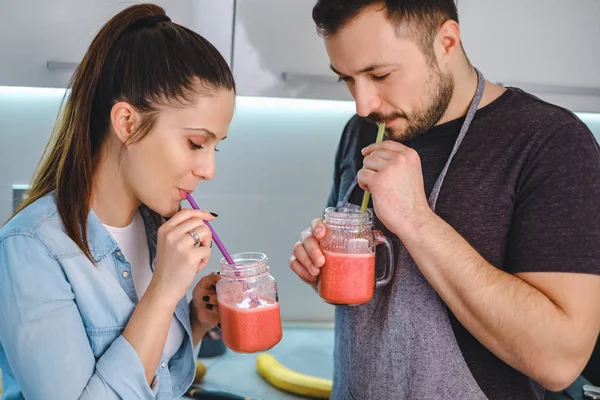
0 193 196 399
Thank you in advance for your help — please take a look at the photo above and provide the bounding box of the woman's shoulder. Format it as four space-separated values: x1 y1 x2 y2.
0 193 65 254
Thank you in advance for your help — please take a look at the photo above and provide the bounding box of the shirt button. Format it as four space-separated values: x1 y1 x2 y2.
122 271 129 278
161 361 166 368
115 250 122 257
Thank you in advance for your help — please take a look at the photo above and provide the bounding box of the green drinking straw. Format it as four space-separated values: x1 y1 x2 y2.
360 122 386 214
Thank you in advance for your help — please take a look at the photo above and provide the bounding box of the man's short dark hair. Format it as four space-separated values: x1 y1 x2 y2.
313 0 459 63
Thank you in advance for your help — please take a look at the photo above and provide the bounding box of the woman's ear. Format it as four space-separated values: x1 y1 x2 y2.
110 101 140 146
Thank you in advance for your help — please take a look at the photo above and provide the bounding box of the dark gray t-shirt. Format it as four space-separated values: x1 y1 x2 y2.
327 87 600 399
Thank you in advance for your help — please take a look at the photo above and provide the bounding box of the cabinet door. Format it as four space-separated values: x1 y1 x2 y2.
0 0 192 88
459 0 600 112
188 0 234 66
232 0 351 100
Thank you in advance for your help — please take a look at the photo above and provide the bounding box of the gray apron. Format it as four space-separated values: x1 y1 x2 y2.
332 69 488 400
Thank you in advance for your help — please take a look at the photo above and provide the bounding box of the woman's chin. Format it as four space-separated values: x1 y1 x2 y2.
163 201 182 217
144 199 181 218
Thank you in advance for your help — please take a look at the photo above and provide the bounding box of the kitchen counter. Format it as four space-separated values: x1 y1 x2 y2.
184 325 334 400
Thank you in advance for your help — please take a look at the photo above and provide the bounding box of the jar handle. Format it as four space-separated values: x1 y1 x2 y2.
374 230 395 288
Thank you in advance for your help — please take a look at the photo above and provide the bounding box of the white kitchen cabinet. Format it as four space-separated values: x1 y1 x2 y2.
0 0 233 89
459 0 600 112
233 0 600 109
188 0 234 66
232 0 351 100
6 0 599 111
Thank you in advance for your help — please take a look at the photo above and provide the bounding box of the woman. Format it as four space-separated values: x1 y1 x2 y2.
0 4 234 399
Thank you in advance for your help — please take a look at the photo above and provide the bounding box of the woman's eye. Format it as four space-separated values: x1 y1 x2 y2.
188 140 204 150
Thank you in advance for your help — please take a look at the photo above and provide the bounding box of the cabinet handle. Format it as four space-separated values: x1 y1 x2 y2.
46 61 79 71
281 72 338 84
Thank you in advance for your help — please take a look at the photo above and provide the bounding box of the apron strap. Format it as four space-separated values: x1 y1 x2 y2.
428 68 485 211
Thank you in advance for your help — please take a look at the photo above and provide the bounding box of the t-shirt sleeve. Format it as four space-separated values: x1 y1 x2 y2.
507 119 600 274
326 117 354 208
326 141 343 208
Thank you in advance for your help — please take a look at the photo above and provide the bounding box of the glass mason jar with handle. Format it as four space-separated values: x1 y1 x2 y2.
318 206 395 305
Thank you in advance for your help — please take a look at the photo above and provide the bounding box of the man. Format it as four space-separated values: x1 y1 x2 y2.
289 1 600 399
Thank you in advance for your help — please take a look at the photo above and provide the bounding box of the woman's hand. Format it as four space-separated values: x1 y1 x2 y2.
192 272 221 329
150 209 215 307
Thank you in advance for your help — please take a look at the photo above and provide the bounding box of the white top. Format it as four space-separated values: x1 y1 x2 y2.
104 210 185 362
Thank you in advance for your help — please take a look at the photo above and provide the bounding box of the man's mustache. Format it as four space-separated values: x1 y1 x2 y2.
366 111 407 124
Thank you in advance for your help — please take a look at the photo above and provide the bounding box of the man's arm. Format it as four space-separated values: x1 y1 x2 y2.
402 211 600 391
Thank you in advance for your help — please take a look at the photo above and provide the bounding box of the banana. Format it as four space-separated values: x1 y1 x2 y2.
194 360 207 384
256 353 332 399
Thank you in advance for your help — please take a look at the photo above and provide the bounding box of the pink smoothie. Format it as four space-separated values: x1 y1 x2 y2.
319 250 376 305
220 301 282 353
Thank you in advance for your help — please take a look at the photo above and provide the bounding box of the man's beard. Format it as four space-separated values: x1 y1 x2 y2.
367 66 455 142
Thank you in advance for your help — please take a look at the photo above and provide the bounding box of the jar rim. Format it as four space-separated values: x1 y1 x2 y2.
324 206 373 226
220 252 268 270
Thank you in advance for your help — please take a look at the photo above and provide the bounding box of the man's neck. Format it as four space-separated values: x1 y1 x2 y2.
438 66 506 125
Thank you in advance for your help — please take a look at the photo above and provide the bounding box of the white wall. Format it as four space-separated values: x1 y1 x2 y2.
0 87 62 218
2 87 600 321
0 87 355 322
581 113 600 142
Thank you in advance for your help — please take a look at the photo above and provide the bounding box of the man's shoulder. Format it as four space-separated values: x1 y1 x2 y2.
486 87 586 137
474 87 596 166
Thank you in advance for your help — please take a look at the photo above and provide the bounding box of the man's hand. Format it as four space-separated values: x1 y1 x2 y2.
358 140 433 237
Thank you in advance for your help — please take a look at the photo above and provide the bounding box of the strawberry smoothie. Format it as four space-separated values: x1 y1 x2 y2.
319 250 376 305
220 299 282 353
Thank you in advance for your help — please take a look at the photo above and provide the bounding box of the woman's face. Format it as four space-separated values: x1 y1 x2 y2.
120 88 235 217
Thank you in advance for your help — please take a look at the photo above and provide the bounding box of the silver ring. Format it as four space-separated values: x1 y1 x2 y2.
188 230 201 245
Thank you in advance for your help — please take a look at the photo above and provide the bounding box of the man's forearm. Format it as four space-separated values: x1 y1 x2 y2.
398 210 582 390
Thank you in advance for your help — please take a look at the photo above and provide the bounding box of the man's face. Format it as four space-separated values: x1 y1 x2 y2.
324 6 454 141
